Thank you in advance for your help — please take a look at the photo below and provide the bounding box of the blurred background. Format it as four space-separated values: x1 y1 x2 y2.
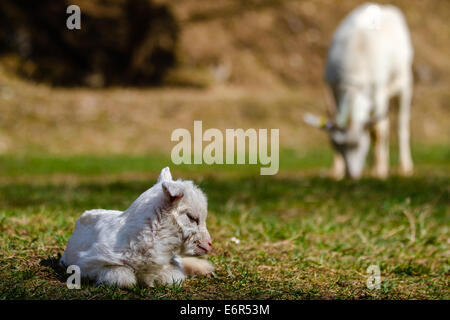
0 0 448 162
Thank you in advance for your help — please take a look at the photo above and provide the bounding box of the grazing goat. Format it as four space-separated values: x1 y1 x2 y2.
60 167 214 287
305 3 414 179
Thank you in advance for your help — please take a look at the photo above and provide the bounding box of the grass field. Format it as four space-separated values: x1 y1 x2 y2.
0 0 448 301
0 145 448 299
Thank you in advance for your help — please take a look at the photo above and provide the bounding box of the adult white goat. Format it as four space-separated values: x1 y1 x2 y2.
305 3 414 179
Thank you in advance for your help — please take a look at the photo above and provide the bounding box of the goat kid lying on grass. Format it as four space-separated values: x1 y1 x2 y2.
60 167 214 287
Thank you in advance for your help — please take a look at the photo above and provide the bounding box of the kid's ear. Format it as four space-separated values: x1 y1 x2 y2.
157 167 172 183
162 181 184 203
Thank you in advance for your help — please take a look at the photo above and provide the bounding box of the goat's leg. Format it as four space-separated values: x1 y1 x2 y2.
96 266 137 288
331 152 345 180
398 83 413 175
371 88 390 178
140 257 186 286
181 257 215 276
372 118 390 179
139 266 186 287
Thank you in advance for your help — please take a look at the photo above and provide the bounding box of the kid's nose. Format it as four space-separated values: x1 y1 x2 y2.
200 234 212 253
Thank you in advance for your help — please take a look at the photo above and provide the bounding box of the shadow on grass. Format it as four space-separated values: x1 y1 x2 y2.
39 255 99 287
39 254 67 284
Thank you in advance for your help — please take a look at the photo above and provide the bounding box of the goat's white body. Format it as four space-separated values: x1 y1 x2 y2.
324 3 414 178
326 3 413 95
60 168 214 287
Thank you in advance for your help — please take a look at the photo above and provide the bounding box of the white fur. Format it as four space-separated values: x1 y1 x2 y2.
60 167 214 287
310 3 414 179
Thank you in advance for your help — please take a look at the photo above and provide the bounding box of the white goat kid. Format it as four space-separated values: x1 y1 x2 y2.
60 167 214 287
305 3 414 179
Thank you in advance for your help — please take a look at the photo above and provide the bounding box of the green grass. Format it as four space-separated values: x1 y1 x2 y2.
0 145 448 299
1 144 448 175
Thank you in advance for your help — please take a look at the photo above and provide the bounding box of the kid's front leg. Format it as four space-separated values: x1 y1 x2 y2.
96 266 137 288
140 257 186 286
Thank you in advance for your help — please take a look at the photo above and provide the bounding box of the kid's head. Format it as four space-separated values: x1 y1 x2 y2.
158 167 212 256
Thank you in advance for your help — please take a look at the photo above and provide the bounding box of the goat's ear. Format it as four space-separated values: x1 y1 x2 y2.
303 113 334 131
162 181 184 203
158 167 172 183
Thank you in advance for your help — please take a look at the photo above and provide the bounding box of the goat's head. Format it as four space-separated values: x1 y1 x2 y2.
157 167 212 256
304 91 380 179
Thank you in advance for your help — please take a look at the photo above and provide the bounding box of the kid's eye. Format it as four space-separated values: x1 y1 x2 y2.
187 213 199 225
